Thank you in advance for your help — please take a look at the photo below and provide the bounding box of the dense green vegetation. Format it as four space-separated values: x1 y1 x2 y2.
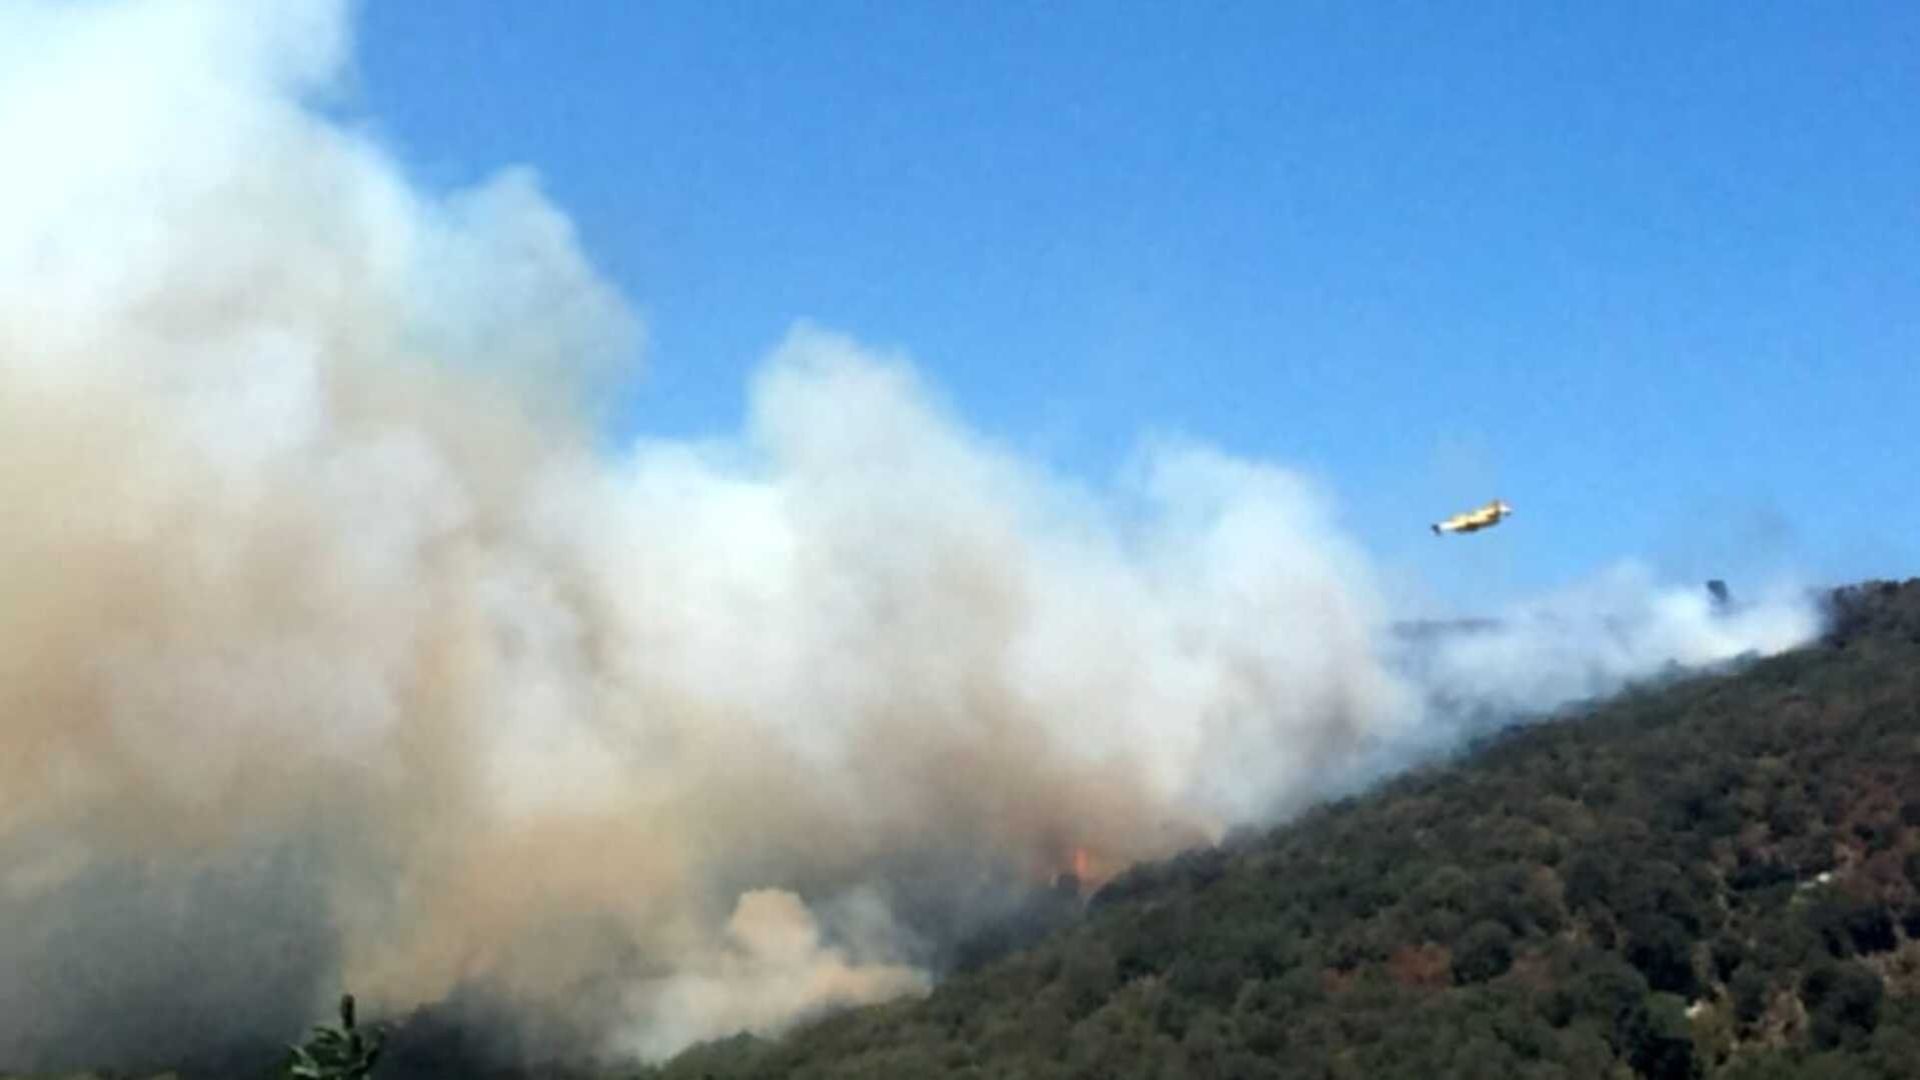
638 580 1920 1079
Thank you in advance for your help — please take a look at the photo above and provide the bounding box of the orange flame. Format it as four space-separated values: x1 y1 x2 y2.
1054 845 1120 895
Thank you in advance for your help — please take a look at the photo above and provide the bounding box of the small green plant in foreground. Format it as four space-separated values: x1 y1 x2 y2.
285 994 383 1080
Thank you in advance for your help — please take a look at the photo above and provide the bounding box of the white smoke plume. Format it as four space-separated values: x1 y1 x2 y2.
0 0 1823 1069
1369 566 1820 775
1409 564 1816 714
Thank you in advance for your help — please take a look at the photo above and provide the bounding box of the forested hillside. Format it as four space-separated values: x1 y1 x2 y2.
643 580 1920 1079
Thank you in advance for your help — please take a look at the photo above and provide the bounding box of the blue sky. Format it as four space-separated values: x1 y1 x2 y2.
348 2 1918 609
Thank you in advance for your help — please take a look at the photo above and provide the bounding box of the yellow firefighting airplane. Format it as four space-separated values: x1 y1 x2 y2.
1432 499 1512 536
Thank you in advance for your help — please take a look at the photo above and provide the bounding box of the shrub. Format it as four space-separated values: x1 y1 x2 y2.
287 994 384 1080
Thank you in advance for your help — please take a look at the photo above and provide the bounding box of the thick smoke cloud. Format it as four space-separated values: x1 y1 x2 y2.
0 1 1821 1069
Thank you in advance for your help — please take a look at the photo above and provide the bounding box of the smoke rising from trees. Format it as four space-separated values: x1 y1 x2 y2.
0 1 1820 1068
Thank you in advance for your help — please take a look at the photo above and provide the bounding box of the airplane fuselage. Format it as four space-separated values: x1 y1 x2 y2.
1432 500 1512 535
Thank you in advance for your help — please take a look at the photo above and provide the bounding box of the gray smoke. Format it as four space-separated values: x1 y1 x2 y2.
0 0 1822 1070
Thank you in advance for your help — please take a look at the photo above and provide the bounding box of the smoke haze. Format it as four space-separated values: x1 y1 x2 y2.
0 1 1822 1069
